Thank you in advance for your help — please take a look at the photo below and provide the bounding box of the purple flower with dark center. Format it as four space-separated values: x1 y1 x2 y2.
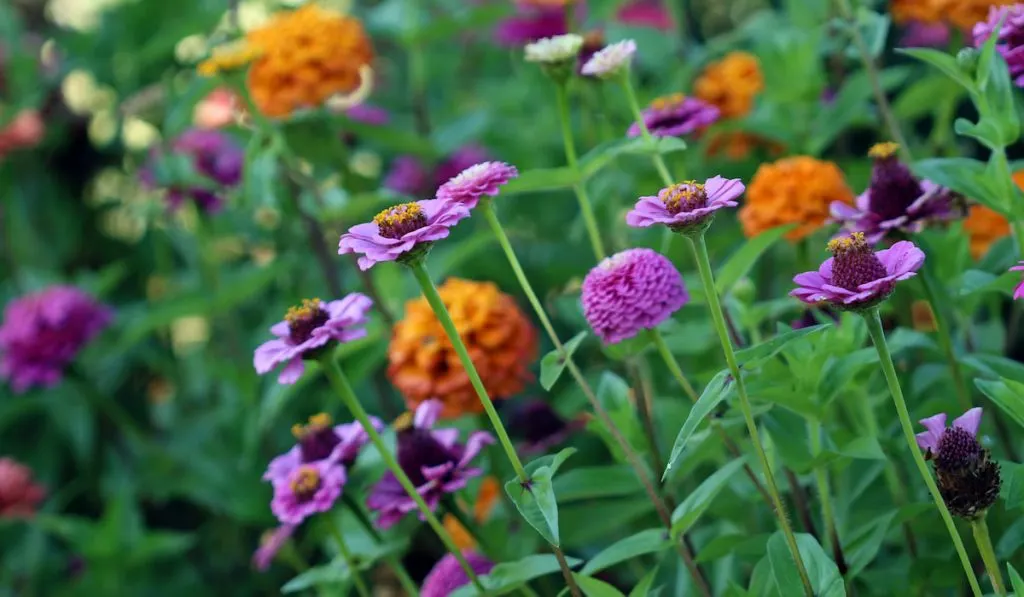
916 408 1001 519
508 400 584 455
791 233 924 310
582 248 689 344
627 93 719 138
0 286 112 393
495 5 567 46
270 460 346 525
1012 261 1024 299
973 4 1024 87
830 143 956 243
366 400 493 529
141 128 243 212
252 524 296 571
338 200 471 270
422 551 495 597
384 156 430 196
899 21 951 48
436 161 518 209
264 413 383 483
626 176 744 235
253 294 372 384
916 408 983 464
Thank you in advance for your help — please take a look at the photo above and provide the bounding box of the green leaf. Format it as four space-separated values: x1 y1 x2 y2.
735 325 828 367
628 567 660 597
507 449 574 547
552 465 643 502
503 167 580 195
957 269 1019 297
715 225 795 294
844 512 896 578
595 372 645 456
1008 563 1024 596
1000 461 1024 510
975 14 1021 144
898 47 974 91
525 447 577 477
581 529 670 575
912 158 1009 215
408 5 511 43
579 137 688 178
954 116 1006 150
767 533 846 597
450 554 584 597
663 370 733 480
540 332 587 390
670 457 747 538
975 378 1024 430
282 558 353 593
574 574 627 597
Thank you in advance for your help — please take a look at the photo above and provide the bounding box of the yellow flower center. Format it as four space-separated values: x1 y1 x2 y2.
393 411 415 432
650 93 686 111
291 412 332 439
827 231 868 255
285 298 323 324
289 466 322 499
662 181 707 214
373 203 427 239
868 142 900 160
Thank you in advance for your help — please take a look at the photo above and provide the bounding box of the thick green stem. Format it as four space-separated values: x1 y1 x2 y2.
688 234 814 597
554 82 606 260
326 517 371 597
409 261 528 480
342 494 419 597
971 516 1007 596
620 77 675 187
918 267 972 410
318 357 485 592
862 309 983 597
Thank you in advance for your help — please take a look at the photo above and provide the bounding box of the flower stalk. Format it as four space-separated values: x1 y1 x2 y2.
342 493 420 597
620 76 675 187
971 515 1007 596
554 82 607 260
325 516 371 597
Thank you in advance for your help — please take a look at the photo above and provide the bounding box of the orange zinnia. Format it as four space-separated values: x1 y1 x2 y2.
388 278 538 419
740 156 854 241
890 0 1013 29
694 52 776 159
963 206 1011 260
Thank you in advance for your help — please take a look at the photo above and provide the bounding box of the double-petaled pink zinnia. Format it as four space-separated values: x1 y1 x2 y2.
0 286 112 393
338 200 471 270
790 233 924 310
627 93 719 138
626 176 744 235
436 161 518 209
253 294 372 384
582 248 689 344
580 39 637 79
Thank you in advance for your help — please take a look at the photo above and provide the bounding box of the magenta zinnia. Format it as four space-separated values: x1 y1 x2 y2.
263 412 382 483
973 4 1024 87
626 176 744 234
626 93 719 138
422 551 495 597
338 200 470 270
436 161 519 209
270 460 346 525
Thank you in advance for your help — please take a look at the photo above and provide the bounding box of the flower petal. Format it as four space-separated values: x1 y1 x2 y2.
953 407 983 437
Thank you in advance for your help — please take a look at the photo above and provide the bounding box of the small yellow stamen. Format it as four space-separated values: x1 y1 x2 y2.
289 466 321 494
393 411 415 432
662 181 705 210
827 232 867 255
292 412 332 439
374 203 423 228
868 142 899 159
651 92 686 111
285 298 322 324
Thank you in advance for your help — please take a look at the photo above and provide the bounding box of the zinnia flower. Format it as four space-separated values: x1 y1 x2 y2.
1011 261 1024 299
917 408 1001 519
899 21 952 47
264 413 382 482
253 294 372 384
388 278 538 418
790 233 924 310
338 200 471 270
367 400 494 529
830 143 956 243
974 4 1024 86
436 161 519 209
524 34 584 64
141 128 243 212
963 204 1011 259
0 286 112 393
508 400 584 455
582 248 689 344
694 52 763 119
0 457 45 518
740 156 854 241
616 0 673 30
626 93 719 138
270 460 346 525
252 524 296 571
626 176 745 235
580 39 638 79
496 4 568 46
422 551 495 597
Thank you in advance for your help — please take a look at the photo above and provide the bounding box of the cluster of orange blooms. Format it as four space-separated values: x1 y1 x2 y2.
198 5 373 118
890 0 1014 30
693 52 780 159
387 279 538 419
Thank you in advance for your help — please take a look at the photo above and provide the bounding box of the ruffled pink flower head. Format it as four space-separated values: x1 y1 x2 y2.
263 412 384 483
627 93 719 138
252 524 295 571
436 161 519 209
270 460 346 525
626 176 744 235
582 248 689 344
338 200 471 270
830 143 957 243
253 294 372 385
580 39 637 79
973 4 1024 87
1011 261 1024 300
0 286 112 393
366 400 494 530
916 407 1001 518
422 551 495 597
790 233 924 311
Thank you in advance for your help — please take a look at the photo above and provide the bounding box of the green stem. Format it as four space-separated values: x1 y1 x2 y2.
409 261 528 481
342 494 420 597
326 517 372 597
687 233 815 597
554 82 606 260
809 420 838 557
620 76 675 187
918 267 972 410
317 357 486 592
553 546 582 597
648 329 699 401
862 309 983 597
971 515 1007 596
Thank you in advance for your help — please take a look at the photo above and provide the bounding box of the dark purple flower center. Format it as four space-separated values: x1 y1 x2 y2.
292 413 342 463
661 182 708 214
936 427 982 472
397 427 456 486
285 298 329 344
827 233 888 291
511 401 569 445
866 143 923 222
374 203 427 239
289 466 322 502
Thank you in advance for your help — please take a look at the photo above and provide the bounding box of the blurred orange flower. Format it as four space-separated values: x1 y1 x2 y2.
740 156 854 241
890 0 1013 29
694 52 775 159
443 477 501 550
963 205 1010 260
388 279 538 419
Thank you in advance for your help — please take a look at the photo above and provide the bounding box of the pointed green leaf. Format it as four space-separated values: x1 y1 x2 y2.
628 567 660 597
735 325 828 366
540 332 588 390
526 447 578 477
671 457 748 537
767 533 846 597
912 158 1008 215
975 378 1024 430
507 449 575 548
574 574 627 597
897 47 974 91
581 529 670 575
1007 563 1024 596
663 370 733 480
715 224 795 294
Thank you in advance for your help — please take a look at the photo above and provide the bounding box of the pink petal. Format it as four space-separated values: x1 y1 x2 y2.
953 407 983 437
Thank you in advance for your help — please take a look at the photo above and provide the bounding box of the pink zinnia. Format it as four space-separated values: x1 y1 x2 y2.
616 0 673 31
422 551 495 597
1011 261 1024 300
627 93 719 138
253 294 372 385
0 457 45 518
581 248 689 344
626 176 744 235
270 460 346 525
495 4 567 46
973 5 1024 87
436 161 519 208
264 413 383 483
338 200 471 270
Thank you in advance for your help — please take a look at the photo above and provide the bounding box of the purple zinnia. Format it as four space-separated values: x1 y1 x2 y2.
899 21 951 48
790 233 924 310
0 286 112 393
252 524 296 571
253 294 372 384
581 248 689 344
384 155 431 196
436 161 519 209
141 128 243 212
366 400 493 530
973 4 1024 87
627 93 719 138
1012 261 1024 300
626 176 744 235
433 146 492 190
916 407 984 462
580 39 637 79
264 412 383 482
916 407 1001 519
345 104 390 126
338 200 471 270
508 400 585 455
270 460 346 525
495 4 567 46
830 143 956 243
422 551 495 597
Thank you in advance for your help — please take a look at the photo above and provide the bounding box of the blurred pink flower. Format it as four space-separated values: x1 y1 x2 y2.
616 0 673 31
0 457 45 518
